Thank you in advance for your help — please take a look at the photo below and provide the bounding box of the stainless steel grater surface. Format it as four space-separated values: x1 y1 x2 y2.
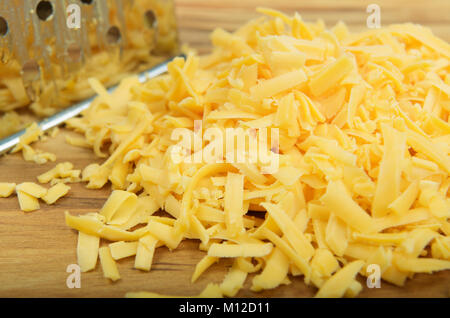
0 0 179 138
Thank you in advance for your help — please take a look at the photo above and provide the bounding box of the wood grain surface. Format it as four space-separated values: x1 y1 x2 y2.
0 0 449 298
175 0 450 54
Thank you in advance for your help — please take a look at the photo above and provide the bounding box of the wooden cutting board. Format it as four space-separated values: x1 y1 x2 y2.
0 0 449 298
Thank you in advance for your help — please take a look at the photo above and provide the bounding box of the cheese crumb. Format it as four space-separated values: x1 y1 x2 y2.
0 183 16 197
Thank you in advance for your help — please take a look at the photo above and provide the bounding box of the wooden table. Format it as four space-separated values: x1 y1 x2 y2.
0 0 449 298
175 0 450 54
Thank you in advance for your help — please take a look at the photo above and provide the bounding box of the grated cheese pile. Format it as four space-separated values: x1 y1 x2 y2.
61 8 449 297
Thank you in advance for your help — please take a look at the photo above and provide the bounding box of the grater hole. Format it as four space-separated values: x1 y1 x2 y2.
21 60 41 82
80 0 94 4
144 10 157 29
36 1 54 21
106 26 121 44
0 16 8 37
67 43 82 61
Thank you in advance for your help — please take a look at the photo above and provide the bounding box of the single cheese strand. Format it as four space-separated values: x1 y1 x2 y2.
388 181 419 215
347 84 365 128
236 257 261 273
251 247 290 292
134 234 158 271
272 166 304 186
364 246 392 275
406 129 450 174
164 195 181 219
100 190 138 225
16 190 40 212
258 227 311 281
224 172 245 237
372 125 406 217
191 255 219 283
373 208 429 232
145 220 181 250
261 202 314 261
139 165 166 186
110 158 130 189
308 55 353 96
37 162 74 184
399 228 438 258
315 260 365 298
352 232 407 245
77 231 100 272
0 183 16 197
381 265 409 287
65 212 141 241
325 213 348 257
344 280 363 298
11 122 42 153
109 241 138 260
274 36 325 60
308 136 356 166
320 180 375 233
393 254 450 273
219 261 248 297
208 242 273 258
310 248 339 277
312 219 328 249
16 182 47 198
431 238 450 260
42 183 70 205
99 247 121 282
189 214 209 245
249 69 307 100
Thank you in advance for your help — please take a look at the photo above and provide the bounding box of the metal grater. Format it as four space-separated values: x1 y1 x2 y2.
0 0 180 152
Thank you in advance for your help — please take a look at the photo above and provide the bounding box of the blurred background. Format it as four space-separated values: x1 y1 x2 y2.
174 0 450 53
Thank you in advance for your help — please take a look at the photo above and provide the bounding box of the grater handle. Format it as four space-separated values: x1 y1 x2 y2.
0 55 185 155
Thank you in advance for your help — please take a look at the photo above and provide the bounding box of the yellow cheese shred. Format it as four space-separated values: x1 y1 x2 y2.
37 162 81 184
315 260 365 298
11 123 42 153
208 242 273 258
251 247 290 292
109 241 138 261
219 260 248 297
42 183 70 205
16 182 47 198
77 231 100 272
134 234 158 271
0 183 16 197
99 246 121 282
191 255 219 283
16 190 40 212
